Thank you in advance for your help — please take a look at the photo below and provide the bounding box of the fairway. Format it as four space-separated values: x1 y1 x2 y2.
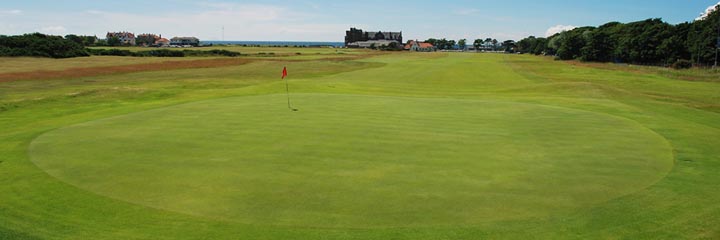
30 94 672 227
2 52 719 239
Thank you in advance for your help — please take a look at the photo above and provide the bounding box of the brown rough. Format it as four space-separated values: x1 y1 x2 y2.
0 58 254 83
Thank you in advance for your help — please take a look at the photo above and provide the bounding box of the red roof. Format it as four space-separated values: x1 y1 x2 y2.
418 42 434 48
404 40 415 50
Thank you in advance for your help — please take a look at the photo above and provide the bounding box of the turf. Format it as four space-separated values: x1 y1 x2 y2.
1 52 720 239
29 94 672 228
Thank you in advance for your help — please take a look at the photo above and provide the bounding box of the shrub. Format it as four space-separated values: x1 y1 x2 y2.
86 48 133 56
0 33 88 58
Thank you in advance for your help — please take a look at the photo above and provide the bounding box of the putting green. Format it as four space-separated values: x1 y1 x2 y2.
29 94 673 228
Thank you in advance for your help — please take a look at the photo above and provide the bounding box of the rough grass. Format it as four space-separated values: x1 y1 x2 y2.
1 51 719 239
88 45 364 55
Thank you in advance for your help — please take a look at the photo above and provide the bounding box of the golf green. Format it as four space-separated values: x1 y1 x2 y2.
29 93 673 228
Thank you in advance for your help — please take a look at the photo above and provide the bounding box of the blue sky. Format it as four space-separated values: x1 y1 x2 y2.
0 0 718 41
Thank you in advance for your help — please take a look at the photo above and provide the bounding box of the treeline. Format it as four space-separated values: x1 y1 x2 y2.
0 33 89 58
419 38 515 51
0 33 244 58
516 6 720 67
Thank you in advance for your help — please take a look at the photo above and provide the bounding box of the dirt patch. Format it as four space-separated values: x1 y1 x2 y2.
0 58 254 82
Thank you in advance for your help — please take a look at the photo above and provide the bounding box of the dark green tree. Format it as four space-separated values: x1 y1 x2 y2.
502 40 516 53
107 36 121 46
580 30 613 62
64 34 82 45
447 40 457 50
473 39 483 51
0 33 88 58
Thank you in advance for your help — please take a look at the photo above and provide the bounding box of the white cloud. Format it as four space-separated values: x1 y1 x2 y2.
545 25 576 37
38 26 67 35
697 1 720 20
0 1 352 41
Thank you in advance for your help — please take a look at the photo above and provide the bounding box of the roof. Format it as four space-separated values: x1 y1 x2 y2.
418 42 434 48
404 40 415 50
405 41 434 49
107 32 135 38
365 31 402 40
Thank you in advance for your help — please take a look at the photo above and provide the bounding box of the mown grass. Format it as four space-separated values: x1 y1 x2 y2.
1 51 719 239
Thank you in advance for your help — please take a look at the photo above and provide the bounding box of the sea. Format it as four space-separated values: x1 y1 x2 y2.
201 41 344 47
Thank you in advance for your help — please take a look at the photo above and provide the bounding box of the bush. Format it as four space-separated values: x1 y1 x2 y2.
183 49 242 57
140 49 185 57
671 59 693 69
86 48 133 56
0 33 89 58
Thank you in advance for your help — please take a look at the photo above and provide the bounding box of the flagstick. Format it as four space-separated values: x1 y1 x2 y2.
284 67 298 111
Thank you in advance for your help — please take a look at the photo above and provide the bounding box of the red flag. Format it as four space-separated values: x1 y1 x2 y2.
282 67 288 79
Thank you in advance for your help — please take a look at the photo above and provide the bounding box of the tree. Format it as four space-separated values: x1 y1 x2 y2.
473 39 483 51
136 35 156 46
491 39 498 50
516 36 535 53
0 33 88 58
66 35 97 46
438 38 448 50
580 30 613 62
556 27 593 60
387 41 399 50
107 36 121 46
501 40 517 53
82 36 98 46
447 40 457 50
458 39 467 51
517 15 705 65
64 34 82 45
425 38 438 47
95 39 108 46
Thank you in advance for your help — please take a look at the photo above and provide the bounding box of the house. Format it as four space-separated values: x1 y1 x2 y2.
155 38 170 47
106 32 136 46
345 28 402 48
170 37 200 47
404 40 436 52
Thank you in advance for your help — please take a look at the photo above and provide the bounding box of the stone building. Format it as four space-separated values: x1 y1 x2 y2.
345 28 402 48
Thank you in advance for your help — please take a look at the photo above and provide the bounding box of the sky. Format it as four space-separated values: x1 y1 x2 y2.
1 0 719 42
